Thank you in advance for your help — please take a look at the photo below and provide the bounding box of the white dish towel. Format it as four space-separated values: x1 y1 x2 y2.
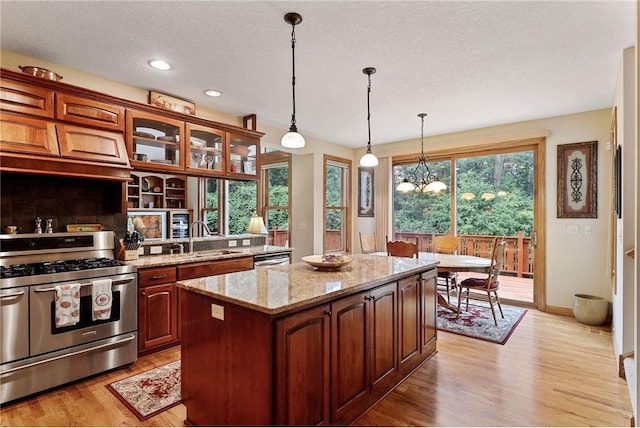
55 284 81 328
92 279 113 321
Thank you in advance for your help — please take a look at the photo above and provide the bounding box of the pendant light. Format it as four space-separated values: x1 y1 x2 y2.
396 113 447 193
359 67 379 167
281 12 305 149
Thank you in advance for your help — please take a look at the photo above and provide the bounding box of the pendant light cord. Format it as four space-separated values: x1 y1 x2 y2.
366 72 372 150
290 23 297 129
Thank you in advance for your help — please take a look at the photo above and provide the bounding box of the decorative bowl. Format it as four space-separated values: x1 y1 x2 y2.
19 65 63 81
302 254 352 271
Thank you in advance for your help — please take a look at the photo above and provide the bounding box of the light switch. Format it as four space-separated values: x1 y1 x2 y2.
150 246 163 254
299 222 307 230
584 226 592 235
228 240 237 247
566 225 579 235
242 239 250 245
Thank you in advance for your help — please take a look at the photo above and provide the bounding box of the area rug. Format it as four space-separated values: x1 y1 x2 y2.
106 360 181 421
437 299 527 345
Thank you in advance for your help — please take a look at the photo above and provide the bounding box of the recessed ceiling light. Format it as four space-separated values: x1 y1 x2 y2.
148 59 172 71
204 89 222 97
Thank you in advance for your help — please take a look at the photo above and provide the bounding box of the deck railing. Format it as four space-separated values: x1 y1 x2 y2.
394 231 533 278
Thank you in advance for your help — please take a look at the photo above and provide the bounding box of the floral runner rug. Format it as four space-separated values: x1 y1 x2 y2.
437 299 527 345
106 360 181 421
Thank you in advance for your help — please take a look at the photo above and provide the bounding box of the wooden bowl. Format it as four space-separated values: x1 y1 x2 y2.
302 255 352 271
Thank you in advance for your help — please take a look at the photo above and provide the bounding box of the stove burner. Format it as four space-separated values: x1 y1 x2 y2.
1 258 123 279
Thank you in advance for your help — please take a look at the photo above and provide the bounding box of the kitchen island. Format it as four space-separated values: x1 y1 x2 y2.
177 254 438 426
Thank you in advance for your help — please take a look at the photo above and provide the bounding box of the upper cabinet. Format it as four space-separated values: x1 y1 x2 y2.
126 109 185 173
227 131 259 179
0 79 54 119
185 123 225 176
56 93 124 132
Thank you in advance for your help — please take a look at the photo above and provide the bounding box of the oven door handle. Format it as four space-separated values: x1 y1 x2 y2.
33 278 133 292
0 290 25 300
0 334 136 375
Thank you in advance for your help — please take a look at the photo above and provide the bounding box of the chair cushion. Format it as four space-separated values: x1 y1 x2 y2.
437 271 456 278
460 277 499 289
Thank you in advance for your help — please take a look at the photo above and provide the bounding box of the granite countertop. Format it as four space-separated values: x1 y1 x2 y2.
177 254 438 315
125 245 291 269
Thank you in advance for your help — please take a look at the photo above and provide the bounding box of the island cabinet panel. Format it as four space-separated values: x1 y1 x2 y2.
421 271 438 355
398 274 422 375
180 289 274 426
55 93 125 131
369 282 398 396
275 304 331 426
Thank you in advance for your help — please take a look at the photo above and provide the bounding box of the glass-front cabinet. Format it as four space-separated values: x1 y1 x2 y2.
186 123 225 176
227 131 259 179
126 110 184 172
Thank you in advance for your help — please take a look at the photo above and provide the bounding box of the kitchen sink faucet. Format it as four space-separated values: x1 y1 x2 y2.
188 221 213 253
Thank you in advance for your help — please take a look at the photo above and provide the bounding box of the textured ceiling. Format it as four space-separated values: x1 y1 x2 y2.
0 1 635 148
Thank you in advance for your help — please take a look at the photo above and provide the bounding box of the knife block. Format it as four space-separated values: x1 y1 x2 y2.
116 239 140 261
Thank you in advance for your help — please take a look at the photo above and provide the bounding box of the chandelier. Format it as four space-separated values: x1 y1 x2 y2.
396 113 447 193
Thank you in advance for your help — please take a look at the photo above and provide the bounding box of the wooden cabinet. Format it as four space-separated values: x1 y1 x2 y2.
127 172 186 209
177 256 253 280
420 271 437 355
0 79 54 118
0 114 59 156
330 282 397 424
56 93 124 131
185 122 225 176
138 266 179 355
227 131 259 178
275 304 331 426
126 109 185 172
57 124 129 165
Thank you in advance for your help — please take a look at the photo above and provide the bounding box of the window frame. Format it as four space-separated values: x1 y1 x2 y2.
260 151 292 246
323 154 352 253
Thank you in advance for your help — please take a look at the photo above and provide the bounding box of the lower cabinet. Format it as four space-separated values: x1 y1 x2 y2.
138 266 179 355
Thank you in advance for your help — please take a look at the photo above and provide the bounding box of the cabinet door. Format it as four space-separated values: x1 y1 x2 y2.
368 282 398 396
56 93 124 131
138 283 178 351
275 305 330 426
186 122 225 176
421 272 437 354
126 109 185 172
57 124 129 165
227 131 259 179
0 79 54 118
398 274 421 375
330 291 369 424
0 114 59 156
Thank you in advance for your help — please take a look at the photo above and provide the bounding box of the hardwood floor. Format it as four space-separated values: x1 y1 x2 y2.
0 309 632 427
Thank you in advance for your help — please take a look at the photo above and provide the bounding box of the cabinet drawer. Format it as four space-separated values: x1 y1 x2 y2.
177 256 253 280
0 115 59 156
57 124 129 165
0 80 54 119
56 93 125 131
139 266 177 286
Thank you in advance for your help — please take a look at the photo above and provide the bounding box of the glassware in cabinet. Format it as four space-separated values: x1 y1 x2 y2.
227 132 259 178
165 176 186 209
126 109 184 171
186 123 225 175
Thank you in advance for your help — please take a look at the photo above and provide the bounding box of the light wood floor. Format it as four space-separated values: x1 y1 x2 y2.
0 309 632 427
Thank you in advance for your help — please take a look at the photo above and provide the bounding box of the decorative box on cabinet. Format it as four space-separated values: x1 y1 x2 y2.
227 131 259 178
185 122 225 176
126 109 185 172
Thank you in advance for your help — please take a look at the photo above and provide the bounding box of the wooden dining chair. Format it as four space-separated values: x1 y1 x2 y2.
386 236 419 258
432 235 461 304
359 232 378 254
457 237 507 325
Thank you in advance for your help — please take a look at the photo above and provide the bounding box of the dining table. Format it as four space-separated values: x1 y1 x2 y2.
371 251 492 312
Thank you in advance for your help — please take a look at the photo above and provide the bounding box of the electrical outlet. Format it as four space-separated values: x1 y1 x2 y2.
228 240 237 247
138 247 145 255
566 225 579 235
150 246 163 254
584 226 592 235
211 304 224 320
242 239 250 246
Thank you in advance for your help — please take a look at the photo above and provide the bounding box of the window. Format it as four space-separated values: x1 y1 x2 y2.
323 155 351 253
201 178 257 235
261 151 291 246
202 178 221 233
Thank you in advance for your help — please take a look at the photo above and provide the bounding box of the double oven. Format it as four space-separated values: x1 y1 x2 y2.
0 231 137 404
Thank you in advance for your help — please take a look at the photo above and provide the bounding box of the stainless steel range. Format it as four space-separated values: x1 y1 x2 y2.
0 231 137 404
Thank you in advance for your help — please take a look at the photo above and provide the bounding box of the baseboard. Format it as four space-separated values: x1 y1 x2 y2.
544 305 573 317
620 352 635 379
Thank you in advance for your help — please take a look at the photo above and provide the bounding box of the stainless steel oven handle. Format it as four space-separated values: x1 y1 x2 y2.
0 290 25 300
0 334 136 375
254 257 290 266
33 278 134 293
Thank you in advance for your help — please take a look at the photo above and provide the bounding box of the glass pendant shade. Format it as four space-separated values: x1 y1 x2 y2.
396 178 415 193
281 130 306 148
360 148 379 167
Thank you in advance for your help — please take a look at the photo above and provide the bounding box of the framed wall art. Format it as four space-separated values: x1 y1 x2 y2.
614 144 622 219
557 140 597 218
358 167 374 217
128 211 167 241
149 91 195 115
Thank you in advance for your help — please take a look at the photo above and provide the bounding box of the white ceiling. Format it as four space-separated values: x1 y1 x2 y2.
0 1 635 149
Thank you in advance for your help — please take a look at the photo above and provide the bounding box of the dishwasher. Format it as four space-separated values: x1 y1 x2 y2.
253 252 291 267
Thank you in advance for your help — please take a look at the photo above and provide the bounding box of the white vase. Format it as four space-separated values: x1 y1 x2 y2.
572 294 608 326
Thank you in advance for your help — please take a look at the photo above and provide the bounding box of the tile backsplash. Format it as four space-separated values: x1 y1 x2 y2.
1 173 126 235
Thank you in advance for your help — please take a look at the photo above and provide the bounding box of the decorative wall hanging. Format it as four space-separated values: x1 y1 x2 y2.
557 140 597 218
149 91 195 115
358 167 375 217
614 144 622 219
